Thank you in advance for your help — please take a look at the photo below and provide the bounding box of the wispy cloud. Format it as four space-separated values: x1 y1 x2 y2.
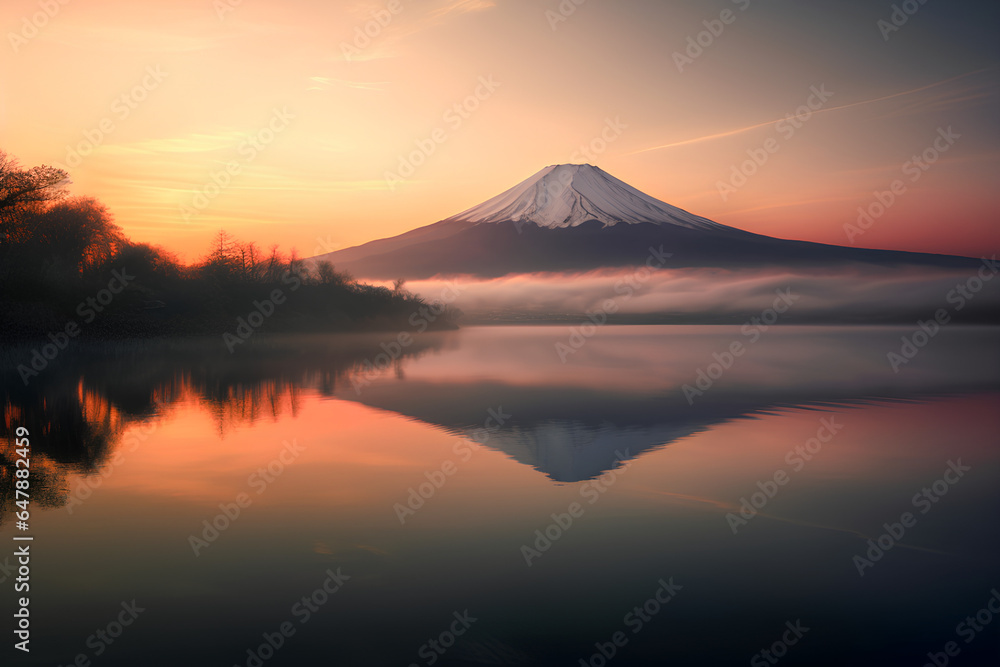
428 0 497 20
338 0 497 61
98 132 248 157
868 80 997 121
631 69 994 155
41 20 282 53
307 76 390 92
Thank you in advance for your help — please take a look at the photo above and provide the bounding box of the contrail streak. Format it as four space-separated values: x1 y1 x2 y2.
630 69 991 155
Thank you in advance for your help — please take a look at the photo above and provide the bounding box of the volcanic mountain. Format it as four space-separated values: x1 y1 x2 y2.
313 164 977 279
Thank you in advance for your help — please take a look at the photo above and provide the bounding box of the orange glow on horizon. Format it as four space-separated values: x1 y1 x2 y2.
2 0 997 263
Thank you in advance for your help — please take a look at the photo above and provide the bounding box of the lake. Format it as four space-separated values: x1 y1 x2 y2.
2 325 998 666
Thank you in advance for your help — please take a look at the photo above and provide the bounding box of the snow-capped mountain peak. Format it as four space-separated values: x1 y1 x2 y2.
444 164 733 233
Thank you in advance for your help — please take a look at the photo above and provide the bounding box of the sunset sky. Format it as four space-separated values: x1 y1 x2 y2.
2 0 998 262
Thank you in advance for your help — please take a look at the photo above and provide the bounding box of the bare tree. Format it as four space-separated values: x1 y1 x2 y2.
264 244 284 283
237 241 261 282
287 248 309 283
202 229 240 279
0 150 69 243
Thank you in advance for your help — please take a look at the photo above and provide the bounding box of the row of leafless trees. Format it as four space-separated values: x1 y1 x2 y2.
200 229 349 286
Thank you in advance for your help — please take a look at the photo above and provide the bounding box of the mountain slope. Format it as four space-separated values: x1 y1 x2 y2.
313 164 979 279
444 163 736 232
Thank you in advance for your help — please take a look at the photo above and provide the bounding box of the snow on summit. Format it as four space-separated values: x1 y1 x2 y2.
445 164 735 233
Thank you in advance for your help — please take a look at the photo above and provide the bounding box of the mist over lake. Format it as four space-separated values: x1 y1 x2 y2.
3 0 1000 664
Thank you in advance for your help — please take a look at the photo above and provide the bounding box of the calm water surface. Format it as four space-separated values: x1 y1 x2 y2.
2 326 998 666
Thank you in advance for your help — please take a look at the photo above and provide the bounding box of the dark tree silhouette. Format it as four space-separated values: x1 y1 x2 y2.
0 149 458 341
316 260 350 286
0 150 69 244
202 229 240 279
27 196 124 277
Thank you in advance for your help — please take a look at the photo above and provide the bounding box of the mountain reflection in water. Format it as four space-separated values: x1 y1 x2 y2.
3 325 997 519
